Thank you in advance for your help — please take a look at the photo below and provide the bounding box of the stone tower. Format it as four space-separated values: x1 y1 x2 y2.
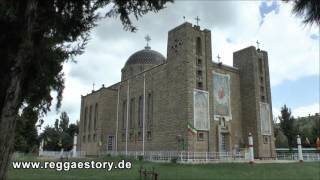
233 47 276 158
167 22 212 151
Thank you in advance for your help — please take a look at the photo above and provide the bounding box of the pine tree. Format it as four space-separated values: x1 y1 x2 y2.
0 1 172 179
279 105 298 149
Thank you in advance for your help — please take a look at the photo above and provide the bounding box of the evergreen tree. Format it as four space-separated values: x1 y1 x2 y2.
285 0 320 26
14 107 38 153
279 105 298 149
40 112 79 151
0 1 172 178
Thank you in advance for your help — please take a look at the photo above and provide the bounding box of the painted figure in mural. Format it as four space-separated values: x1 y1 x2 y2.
213 72 231 117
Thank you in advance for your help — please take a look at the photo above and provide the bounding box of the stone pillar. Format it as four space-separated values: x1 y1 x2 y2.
72 133 78 157
39 139 44 156
248 132 254 164
60 148 64 158
297 135 303 163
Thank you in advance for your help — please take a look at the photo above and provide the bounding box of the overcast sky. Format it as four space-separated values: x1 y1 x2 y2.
42 0 319 128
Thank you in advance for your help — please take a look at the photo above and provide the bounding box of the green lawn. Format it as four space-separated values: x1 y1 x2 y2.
8 156 320 180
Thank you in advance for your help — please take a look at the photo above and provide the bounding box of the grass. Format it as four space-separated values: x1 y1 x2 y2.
8 155 320 180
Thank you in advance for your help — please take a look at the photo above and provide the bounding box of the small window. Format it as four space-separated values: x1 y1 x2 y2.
83 136 86 143
261 95 265 101
138 132 142 141
147 131 152 140
197 59 202 66
129 133 133 142
93 134 96 142
260 76 264 83
260 86 264 93
197 82 203 89
263 136 269 144
197 132 204 141
196 37 202 55
197 70 202 76
88 135 91 142
122 133 126 142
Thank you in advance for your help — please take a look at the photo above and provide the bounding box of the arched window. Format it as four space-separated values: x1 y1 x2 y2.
84 107 87 133
89 105 92 131
138 95 143 128
147 93 153 127
129 98 135 128
196 37 202 55
94 103 98 130
122 100 127 129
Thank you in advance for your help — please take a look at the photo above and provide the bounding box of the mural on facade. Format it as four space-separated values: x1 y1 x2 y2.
260 102 272 135
213 72 231 118
193 89 210 130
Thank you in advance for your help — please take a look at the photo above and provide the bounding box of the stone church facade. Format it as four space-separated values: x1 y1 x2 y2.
78 22 276 158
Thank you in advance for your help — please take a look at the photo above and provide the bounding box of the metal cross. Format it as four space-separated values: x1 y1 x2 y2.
256 40 260 49
217 54 221 63
92 82 95 91
145 35 151 47
195 16 200 26
183 16 186 22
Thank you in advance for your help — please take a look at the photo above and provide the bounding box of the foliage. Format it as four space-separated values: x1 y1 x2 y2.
278 105 298 148
170 157 178 163
0 0 172 179
274 124 289 148
14 107 38 153
39 112 78 151
285 0 320 26
275 110 320 148
137 155 144 161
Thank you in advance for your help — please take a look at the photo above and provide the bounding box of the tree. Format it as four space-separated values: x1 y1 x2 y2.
0 0 172 179
14 107 39 153
285 0 320 26
40 112 79 151
279 105 297 149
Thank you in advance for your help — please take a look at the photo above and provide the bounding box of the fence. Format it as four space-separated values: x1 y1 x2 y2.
39 150 86 158
276 153 320 161
13 150 320 162
102 151 247 162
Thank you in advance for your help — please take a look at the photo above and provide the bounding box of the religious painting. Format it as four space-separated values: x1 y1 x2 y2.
260 102 272 135
193 89 210 130
213 72 231 118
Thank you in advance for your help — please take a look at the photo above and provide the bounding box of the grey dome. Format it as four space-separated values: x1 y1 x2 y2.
125 46 166 66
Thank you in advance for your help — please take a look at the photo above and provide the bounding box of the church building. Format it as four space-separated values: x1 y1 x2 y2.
78 22 275 158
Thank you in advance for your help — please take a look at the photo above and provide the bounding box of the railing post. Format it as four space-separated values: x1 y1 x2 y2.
205 152 208 162
248 132 254 164
297 135 303 163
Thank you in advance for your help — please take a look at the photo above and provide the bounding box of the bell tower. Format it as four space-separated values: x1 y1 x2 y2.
233 46 276 158
166 22 212 151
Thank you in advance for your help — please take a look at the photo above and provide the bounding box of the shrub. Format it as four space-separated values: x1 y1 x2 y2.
171 157 178 163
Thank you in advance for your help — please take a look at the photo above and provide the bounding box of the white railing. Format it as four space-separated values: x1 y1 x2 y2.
276 153 320 161
101 151 246 162
39 150 86 158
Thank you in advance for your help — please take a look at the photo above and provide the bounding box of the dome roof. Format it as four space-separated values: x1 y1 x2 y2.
125 46 166 66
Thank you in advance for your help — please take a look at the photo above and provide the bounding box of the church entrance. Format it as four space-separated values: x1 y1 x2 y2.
107 135 115 151
219 132 230 152
221 134 227 152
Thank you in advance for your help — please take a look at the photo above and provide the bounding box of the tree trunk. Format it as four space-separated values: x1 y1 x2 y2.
0 1 37 179
0 65 23 180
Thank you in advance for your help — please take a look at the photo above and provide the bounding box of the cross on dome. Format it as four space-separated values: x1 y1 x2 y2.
195 16 200 26
145 35 151 49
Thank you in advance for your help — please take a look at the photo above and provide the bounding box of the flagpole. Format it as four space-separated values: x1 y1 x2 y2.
126 80 130 155
142 73 146 155
115 83 121 153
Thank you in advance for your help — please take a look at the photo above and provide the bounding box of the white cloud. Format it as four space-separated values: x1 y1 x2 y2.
292 103 320 117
